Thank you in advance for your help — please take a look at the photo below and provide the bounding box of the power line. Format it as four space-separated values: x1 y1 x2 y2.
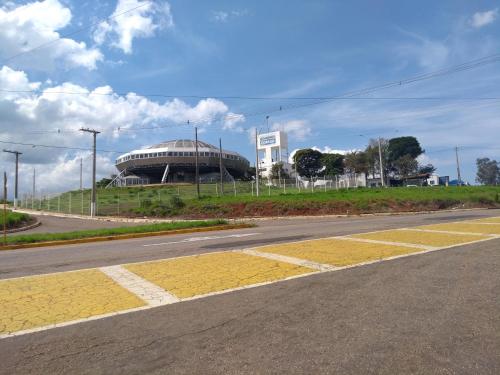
1 1 152 64
0 140 126 154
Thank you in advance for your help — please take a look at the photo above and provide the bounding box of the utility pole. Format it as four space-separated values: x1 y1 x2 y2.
266 115 270 133
79 128 100 216
455 146 462 185
194 127 200 199
378 138 385 187
80 157 83 191
219 138 224 195
3 149 22 208
3 172 7 246
255 128 260 197
32 168 35 209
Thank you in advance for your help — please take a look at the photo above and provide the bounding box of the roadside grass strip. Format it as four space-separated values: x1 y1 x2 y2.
416 222 500 235
124 252 314 299
0 270 145 336
250 238 424 267
350 229 490 247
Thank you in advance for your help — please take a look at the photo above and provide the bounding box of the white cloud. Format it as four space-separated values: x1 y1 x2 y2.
0 0 103 71
470 9 498 28
94 0 173 54
0 66 245 192
271 120 312 141
396 30 449 69
211 9 248 23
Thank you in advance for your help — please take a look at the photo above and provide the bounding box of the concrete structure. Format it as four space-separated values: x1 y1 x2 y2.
257 131 293 179
114 140 250 186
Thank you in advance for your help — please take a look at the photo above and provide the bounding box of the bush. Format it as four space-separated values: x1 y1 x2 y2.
170 195 185 209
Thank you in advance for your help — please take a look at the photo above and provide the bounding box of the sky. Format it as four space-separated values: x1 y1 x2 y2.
1 0 500 196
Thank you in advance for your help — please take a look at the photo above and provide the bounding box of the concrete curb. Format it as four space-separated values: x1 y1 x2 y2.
5 220 41 234
0 223 254 251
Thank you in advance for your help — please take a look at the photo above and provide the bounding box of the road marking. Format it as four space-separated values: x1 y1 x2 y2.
143 232 261 247
336 236 435 250
241 249 337 271
2 217 500 340
100 265 179 306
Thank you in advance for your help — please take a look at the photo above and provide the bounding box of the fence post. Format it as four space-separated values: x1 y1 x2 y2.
268 184 271 196
69 192 72 214
233 181 236 196
58 196 60 212
215 183 218 197
48 195 51 211
117 193 120 216
251 181 254 196
283 180 286 194
81 191 84 215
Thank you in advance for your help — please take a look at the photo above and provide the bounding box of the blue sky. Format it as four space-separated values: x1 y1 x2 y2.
1 0 500 193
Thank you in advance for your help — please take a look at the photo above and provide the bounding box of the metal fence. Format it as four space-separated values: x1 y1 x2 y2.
18 175 365 217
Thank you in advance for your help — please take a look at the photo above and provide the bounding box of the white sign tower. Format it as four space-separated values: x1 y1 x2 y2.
257 131 293 179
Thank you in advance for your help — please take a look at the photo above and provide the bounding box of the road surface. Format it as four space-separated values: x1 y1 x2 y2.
0 209 499 374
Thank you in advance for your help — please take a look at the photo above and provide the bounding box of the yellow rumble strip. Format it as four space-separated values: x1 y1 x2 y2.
0 270 145 335
417 223 500 235
254 238 422 267
351 229 489 247
125 252 314 299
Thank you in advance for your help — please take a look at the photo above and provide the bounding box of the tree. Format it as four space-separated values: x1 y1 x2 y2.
418 164 436 175
293 149 323 178
476 158 499 185
321 153 344 176
344 151 369 174
270 162 289 180
388 136 424 162
394 155 418 178
96 178 112 188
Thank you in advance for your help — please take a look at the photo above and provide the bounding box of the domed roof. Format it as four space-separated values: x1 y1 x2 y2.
148 139 218 150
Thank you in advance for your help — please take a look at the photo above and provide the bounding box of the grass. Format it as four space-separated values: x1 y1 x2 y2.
3 219 228 246
0 210 31 229
19 184 500 218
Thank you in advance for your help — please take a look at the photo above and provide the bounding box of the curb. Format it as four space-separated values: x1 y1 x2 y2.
4 220 41 234
0 223 254 251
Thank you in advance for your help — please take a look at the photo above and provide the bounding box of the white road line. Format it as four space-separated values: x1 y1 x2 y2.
401 228 497 237
241 249 337 272
335 236 436 250
143 233 261 247
100 265 179 306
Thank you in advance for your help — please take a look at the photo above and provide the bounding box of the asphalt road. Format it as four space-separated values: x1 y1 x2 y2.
0 209 498 280
0 209 499 374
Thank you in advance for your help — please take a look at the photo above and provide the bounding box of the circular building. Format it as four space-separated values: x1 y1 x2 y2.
115 139 250 185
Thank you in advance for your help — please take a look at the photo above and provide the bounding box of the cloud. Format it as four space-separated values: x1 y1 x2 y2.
94 0 173 54
396 30 449 69
0 66 245 188
470 9 498 28
211 9 248 23
0 0 103 71
271 120 312 141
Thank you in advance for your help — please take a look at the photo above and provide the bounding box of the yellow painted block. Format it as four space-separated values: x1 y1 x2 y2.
125 252 313 299
0 270 145 334
256 238 421 267
351 230 488 247
418 223 500 235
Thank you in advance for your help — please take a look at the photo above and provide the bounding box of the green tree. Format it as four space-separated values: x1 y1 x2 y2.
293 149 323 178
270 162 289 180
394 155 419 178
344 151 369 174
418 164 436 175
388 136 424 162
321 153 344 176
476 158 499 185
96 178 112 188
